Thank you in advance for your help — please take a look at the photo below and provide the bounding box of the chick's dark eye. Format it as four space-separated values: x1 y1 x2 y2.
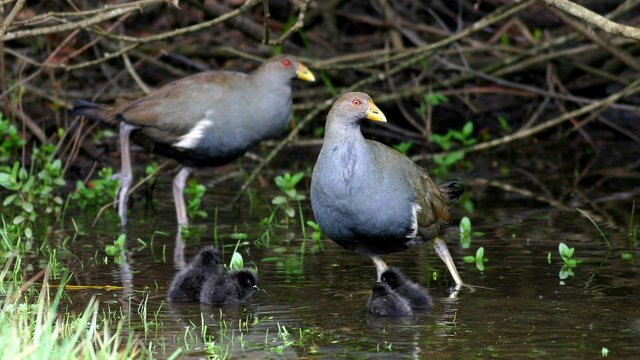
352 99 361 106
282 59 292 67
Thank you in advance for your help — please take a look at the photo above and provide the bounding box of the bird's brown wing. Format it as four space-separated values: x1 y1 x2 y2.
367 141 451 235
115 71 246 137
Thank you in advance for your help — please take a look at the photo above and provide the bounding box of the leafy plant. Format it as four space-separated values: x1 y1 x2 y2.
0 151 65 239
417 93 448 116
558 242 579 267
459 216 472 248
70 167 119 209
497 115 512 133
458 216 484 248
184 179 207 219
306 220 324 253
430 121 476 177
0 113 24 163
229 250 244 271
558 242 581 280
272 172 306 219
105 234 126 264
463 246 487 271
392 141 413 155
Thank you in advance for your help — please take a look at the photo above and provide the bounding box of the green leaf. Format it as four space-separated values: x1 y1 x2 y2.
621 252 634 260
115 234 126 247
463 256 476 263
559 265 574 280
13 215 25 225
272 196 287 205
230 251 244 271
3 194 17 206
24 227 32 238
547 252 552 264
290 172 304 186
22 176 35 193
18 167 27 181
463 122 473 137
476 258 485 272
285 208 295 218
459 216 471 233
22 201 33 213
476 246 485 260
0 173 11 188
230 233 248 240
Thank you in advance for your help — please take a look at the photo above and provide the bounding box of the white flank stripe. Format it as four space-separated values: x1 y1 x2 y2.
174 112 214 150
407 203 421 238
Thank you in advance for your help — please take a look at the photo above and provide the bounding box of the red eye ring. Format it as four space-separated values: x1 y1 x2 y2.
352 99 361 106
282 59 292 67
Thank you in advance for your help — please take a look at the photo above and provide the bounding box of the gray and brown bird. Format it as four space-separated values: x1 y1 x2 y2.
310 92 466 289
73 55 315 226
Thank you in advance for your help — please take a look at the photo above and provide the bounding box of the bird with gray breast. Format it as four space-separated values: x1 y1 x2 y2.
310 92 467 290
73 55 315 226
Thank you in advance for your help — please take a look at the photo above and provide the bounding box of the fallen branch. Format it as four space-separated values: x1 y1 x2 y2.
538 0 640 40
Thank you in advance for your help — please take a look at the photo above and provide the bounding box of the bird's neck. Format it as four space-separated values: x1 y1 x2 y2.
320 124 375 188
324 122 365 145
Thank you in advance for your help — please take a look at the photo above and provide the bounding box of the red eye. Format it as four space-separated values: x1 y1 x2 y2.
282 59 292 67
352 99 361 106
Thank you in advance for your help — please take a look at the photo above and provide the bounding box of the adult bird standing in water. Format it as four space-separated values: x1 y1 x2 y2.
73 55 315 226
310 92 467 290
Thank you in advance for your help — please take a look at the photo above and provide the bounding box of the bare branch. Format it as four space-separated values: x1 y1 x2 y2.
538 0 640 40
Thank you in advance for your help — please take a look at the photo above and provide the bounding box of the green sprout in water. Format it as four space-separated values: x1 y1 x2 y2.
105 234 126 265
558 242 582 281
601 347 609 357
458 216 484 248
459 216 472 249
229 238 250 272
184 179 207 220
272 172 306 219
463 246 487 272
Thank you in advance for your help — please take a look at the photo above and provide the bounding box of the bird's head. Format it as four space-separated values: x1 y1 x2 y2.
327 92 386 127
380 268 405 289
263 54 315 82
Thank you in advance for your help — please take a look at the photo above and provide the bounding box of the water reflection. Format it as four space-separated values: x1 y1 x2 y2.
54 145 640 358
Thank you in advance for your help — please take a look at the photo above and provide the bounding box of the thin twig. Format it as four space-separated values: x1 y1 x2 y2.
269 0 310 45
412 79 640 161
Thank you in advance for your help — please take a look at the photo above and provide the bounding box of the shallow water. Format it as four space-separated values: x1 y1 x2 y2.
37 145 640 358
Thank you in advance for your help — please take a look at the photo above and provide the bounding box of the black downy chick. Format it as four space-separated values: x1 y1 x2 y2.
381 267 433 310
368 282 413 317
168 246 222 302
199 270 259 306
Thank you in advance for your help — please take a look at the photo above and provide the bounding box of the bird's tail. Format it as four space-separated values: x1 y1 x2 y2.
72 99 116 125
439 179 464 203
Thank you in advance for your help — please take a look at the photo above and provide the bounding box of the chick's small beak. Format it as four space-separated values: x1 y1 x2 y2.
366 99 387 122
296 62 316 82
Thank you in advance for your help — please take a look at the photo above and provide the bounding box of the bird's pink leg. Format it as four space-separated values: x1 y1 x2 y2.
172 167 191 226
116 122 136 226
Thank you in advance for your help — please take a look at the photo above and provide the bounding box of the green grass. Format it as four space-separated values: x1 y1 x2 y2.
0 268 155 359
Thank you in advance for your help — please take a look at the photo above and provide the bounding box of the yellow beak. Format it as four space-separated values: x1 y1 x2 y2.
296 62 316 82
366 99 387 122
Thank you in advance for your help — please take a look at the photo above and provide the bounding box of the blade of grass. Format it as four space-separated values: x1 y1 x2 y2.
577 208 611 252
